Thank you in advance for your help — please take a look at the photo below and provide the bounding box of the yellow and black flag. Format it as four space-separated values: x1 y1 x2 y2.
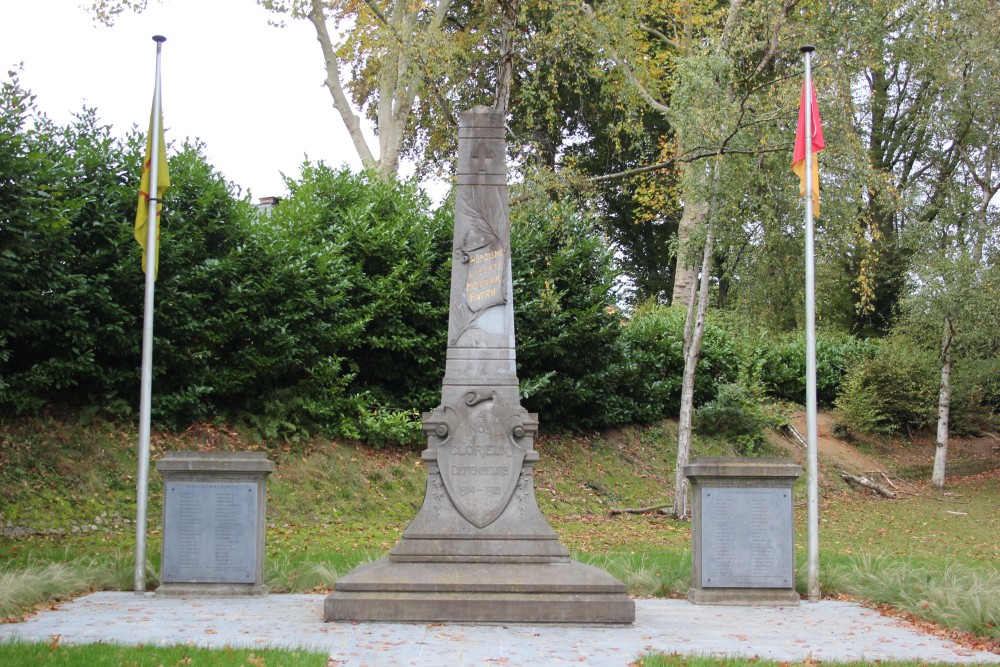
135 103 169 278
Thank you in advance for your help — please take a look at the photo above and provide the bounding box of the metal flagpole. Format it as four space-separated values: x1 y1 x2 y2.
135 34 167 594
800 44 821 602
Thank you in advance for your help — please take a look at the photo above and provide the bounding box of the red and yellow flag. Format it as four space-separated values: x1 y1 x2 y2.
135 106 170 278
792 81 824 216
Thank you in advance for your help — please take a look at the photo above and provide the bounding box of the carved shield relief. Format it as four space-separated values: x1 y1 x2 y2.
436 394 528 528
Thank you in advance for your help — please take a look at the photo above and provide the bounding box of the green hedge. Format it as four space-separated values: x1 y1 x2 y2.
728 327 874 406
0 77 635 438
13 75 981 444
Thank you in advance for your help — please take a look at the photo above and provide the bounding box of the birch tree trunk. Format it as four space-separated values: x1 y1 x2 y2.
674 224 715 519
931 317 954 488
670 187 708 307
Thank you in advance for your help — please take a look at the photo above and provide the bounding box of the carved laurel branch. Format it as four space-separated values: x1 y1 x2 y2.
457 186 505 255
450 291 483 345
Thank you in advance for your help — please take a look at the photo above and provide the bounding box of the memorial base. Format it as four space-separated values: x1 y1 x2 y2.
156 582 268 598
324 455 634 624
155 452 274 598
687 586 800 606
325 560 633 624
684 457 802 607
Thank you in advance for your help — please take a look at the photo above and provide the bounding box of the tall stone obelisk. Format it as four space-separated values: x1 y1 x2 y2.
324 108 634 624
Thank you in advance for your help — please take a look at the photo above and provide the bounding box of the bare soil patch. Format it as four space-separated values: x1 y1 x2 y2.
768 411 1000 490
768 412 886 490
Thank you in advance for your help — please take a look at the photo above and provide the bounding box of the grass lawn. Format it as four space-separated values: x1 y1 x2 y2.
0 639 327 666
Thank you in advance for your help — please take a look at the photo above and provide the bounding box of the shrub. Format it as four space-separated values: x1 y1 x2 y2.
727 324 873 406
357 407 423 449
216 165 451 439
936 356 1000 435
0 83 146 416
834 337 938 434
615 303 738 423
509 182 628 430
6 77 792 440
693 383 769 455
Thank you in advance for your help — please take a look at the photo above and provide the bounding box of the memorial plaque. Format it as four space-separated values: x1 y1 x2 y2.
700 487 792 588
162 482 257 584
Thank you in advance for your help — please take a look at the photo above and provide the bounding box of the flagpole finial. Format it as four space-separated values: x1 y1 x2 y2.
800 45 815 53
153 35 167 43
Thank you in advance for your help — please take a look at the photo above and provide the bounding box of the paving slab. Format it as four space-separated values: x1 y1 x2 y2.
1 592 998 665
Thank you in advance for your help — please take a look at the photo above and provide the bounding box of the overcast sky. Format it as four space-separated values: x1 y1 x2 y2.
0 0 406 201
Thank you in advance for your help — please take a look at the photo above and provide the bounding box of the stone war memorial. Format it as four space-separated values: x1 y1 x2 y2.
684 457 802 606
324 107 635 624
155 451 275 597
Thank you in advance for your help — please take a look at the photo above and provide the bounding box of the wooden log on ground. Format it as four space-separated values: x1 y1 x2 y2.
840 471 897 498
610 503 673 516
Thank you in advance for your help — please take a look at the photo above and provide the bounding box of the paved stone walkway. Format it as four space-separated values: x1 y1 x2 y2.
1 593 998 665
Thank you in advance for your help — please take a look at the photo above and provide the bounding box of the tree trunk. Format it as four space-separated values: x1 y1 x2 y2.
971 173 997 265
670 192 708 307
931 317 954 488
674 224 715 520
494 0 519 115
308 0 452 175
309 0 377 170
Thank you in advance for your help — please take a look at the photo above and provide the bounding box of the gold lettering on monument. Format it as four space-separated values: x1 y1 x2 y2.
464 247 505 311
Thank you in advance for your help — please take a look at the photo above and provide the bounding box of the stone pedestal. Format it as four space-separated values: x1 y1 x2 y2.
684 457 802 606
155 451 274 597
324 108 633 624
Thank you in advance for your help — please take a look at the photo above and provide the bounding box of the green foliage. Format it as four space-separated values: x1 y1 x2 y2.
0 77 633 440
207 164 451 440
357 407 423 449
727 325 875 406
0 75 140 414
693 383 769 455
269 165 451 410
0 75 453 443
510 181 628 429
615 303 738 422
0 74 267 429
3 74 994 442
931 355 1000 436
954 356 1000 420
835 337 938 434
894 256 1000 434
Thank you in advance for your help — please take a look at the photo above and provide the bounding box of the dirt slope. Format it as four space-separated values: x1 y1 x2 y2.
768 411 1000 490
